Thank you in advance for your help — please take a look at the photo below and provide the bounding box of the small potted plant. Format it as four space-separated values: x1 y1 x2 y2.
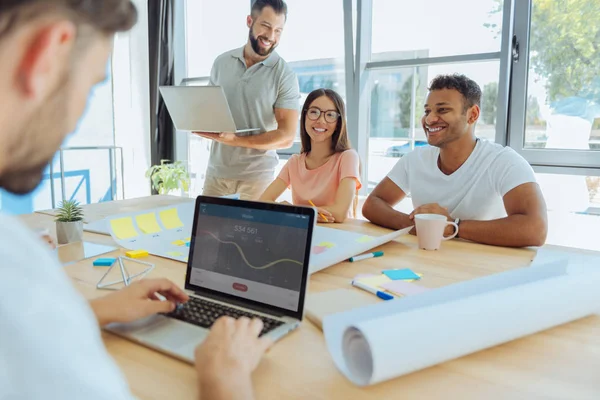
55 200 84 245
145 159 190 196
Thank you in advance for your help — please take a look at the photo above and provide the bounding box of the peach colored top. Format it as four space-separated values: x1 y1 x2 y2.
277 150 362 215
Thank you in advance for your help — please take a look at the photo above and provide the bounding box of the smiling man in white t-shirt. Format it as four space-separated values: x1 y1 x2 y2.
0 2 271 399
363 74 548 248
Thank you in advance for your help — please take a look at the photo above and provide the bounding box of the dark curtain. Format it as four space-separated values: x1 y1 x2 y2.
148 0 175 180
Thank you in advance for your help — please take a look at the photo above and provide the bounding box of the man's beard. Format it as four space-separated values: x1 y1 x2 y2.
249 27 277 57
0 82 68 195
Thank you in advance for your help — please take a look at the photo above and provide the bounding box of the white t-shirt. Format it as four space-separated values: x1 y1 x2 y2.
387 139 537 221
0 214 133 399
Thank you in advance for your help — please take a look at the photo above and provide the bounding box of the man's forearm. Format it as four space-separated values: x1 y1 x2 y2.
234 129 294 150
458 214 547 247
89 298 110 327
363 197 414 231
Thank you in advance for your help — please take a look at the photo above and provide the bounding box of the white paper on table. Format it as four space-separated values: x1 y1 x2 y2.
106 202 196 262
323 258 600 386
309 226 412 274
84 194 240 235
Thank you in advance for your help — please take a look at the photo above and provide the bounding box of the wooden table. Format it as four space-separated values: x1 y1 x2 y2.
24 196 600 400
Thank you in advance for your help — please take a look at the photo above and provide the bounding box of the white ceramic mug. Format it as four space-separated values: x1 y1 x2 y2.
414 214 459 250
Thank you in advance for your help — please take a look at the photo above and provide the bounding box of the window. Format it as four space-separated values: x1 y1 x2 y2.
371 0 503 60
363 0 505 192
509 0 600 167
185 0 249 79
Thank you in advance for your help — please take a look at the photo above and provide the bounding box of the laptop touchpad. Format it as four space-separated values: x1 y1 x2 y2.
133 318 208 350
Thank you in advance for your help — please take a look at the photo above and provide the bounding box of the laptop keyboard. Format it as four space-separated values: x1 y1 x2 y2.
165 296 285 337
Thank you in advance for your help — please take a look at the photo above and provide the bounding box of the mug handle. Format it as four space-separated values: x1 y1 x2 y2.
442 221 459 240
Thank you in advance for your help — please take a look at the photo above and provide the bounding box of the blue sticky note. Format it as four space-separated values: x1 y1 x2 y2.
93 258 116 267
382 268 420 281
185 241 190 247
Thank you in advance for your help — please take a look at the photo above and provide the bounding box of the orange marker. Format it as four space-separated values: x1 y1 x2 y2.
308 199 328 221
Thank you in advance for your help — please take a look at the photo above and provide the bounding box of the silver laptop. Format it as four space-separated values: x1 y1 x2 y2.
159 86 260 133
105 196 315 363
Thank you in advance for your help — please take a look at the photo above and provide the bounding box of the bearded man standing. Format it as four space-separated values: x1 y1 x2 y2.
194 0 300 200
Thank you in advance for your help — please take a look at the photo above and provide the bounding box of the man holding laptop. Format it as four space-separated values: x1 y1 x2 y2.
194 0 300 200
0 1 279 399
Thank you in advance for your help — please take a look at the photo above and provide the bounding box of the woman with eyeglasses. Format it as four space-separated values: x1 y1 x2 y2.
259 88 361 223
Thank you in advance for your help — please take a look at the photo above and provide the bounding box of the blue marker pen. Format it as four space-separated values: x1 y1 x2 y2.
352 280 394 300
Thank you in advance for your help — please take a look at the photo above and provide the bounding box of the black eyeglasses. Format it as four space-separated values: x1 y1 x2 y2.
305 107 340 123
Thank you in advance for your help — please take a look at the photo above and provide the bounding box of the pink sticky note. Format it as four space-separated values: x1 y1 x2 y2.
380 280 431 297
312 246 327 255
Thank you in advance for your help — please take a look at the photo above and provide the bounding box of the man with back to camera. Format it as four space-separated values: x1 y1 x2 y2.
194 0 300 201
362 74 548 248
0 1 271 399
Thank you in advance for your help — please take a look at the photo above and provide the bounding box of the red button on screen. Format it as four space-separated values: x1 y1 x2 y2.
232 283 248 292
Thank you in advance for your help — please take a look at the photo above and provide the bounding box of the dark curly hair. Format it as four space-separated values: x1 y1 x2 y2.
428 74 482 112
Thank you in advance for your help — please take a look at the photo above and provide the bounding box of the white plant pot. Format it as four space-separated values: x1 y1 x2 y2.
56 220 84 245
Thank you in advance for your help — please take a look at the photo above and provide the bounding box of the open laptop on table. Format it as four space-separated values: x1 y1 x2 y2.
159 86 260 133
105 196 315 363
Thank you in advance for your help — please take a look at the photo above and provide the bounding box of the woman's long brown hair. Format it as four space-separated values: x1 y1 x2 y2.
300 88 351 154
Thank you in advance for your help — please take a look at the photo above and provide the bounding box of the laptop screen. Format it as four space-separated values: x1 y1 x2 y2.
186 197 314 318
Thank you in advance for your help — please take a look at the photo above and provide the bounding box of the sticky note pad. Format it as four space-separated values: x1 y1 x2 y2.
356 274 392 289
185 242 190 247
356 235 374 243
312 245 327 255
125 249 149 259
159 208 184 230
318 242 336 248
109 217 139 239
380 280 431 297
172 240 186 246
382 269 421 281
93 258 116 267
135 212 162 234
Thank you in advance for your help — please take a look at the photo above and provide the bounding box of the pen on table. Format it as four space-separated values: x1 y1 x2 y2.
352 280 394 300
307 199 328 221
349 251 384 262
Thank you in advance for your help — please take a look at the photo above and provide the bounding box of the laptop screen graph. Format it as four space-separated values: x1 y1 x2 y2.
188 202 311 312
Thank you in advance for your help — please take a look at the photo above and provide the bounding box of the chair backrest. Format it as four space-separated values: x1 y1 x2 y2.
351 158 363 218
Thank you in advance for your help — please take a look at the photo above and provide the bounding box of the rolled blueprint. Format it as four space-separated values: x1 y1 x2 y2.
323 258 600 386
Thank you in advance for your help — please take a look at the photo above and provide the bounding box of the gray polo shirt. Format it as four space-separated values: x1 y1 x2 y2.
206 46 300 181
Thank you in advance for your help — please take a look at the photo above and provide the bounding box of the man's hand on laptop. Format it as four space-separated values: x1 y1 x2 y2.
90 278 189 327
195 316 273 400
193 131 237 145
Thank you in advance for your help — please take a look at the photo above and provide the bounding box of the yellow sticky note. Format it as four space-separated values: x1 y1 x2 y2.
167 251 183 257
135 212 162 234
184 237 191 241
357 274 392 289
125 249 149 259
318 242 336 248
159 208 184 230
356 235 374 243
109 217 139 239
172 240 186 246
